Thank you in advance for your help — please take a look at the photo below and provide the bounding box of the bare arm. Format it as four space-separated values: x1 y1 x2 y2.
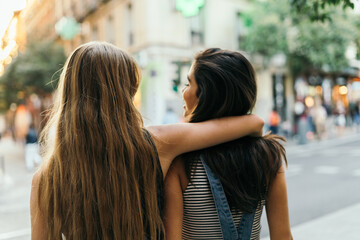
266 165 293 240
30 171 46 240
148 114 264 176
163 158 185 240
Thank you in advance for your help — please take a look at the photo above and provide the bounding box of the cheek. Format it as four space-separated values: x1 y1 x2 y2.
183 90 189 103
186 92 198 110
182 88 190 103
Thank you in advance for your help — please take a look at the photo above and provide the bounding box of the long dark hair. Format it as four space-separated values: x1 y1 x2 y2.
184 48 287 213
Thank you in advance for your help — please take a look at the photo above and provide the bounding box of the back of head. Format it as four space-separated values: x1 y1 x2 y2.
39 42 162 239
184 48 286 212
190 48 257 123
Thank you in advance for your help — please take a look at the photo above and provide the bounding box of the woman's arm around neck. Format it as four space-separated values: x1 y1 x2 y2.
147 114 264 177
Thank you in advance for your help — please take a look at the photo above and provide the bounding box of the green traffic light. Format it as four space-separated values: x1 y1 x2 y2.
176 0 205 17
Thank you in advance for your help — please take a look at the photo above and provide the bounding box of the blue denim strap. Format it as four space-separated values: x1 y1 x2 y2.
237 210 255 240
200 155 255 240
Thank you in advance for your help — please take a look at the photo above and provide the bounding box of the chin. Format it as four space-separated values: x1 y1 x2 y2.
184 113 192 122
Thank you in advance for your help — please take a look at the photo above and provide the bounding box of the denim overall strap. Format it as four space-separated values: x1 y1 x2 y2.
237 210 255 240
200 155 255 240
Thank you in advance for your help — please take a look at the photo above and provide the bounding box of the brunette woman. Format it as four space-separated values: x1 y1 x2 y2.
164 48 293 240
30 42 263 240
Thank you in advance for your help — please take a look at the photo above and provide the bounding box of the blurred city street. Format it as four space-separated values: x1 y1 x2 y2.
0 0 360 239
0 137 32 240
261 130 360 240
0 130 359 239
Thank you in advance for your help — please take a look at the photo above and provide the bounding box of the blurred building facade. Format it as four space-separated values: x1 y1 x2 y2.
22 0 57 42
0 10 27 111
39 0 281 125
11 0 360 134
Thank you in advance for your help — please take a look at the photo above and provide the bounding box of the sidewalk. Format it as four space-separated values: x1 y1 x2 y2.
283 124 359 148
261 202 360 240
0 136 32 240
262 131 360 240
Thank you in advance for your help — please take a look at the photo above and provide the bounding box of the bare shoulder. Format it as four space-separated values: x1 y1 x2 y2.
31 169 43 205
30 168 46 208
146 124 184 145
30 168 47 239
146 125 169 151
32 169 43 188
146 125 181 175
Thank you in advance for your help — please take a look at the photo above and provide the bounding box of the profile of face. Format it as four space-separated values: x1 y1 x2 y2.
184 48 257 124
182 63 199 120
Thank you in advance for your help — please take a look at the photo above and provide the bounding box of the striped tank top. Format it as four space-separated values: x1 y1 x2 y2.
182 159 265 240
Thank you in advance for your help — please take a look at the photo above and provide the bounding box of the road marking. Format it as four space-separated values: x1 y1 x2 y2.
261 202 360 240
0 229 30 239
0 175 13 190
314 166 339 175
286 164 303 177
349 152 360 157
353 169 360 177
320 150 341 157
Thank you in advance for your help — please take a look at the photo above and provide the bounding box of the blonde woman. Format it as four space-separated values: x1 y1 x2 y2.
30 42 264 240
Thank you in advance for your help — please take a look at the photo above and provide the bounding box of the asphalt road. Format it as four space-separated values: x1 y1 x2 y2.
260 133 360 238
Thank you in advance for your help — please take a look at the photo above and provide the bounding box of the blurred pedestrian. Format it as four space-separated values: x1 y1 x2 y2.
30 42 264 240
335 100 346 136
14 104 31 144
0 114 5 140
25 123 42 171
310 97 327 140
356 101 360 132
281 120 291 138
269 108 281 134
164 48 292 240
5 107 16 141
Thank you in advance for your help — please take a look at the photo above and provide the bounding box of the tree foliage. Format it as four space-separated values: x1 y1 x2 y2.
240 0 359 77
290 0 355 21
239 1 289 59
0 41 66 109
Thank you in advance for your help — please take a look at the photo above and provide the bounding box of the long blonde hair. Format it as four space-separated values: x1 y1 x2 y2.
38 42 163 239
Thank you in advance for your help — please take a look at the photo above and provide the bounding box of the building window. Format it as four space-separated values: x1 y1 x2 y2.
272 73 286 120
71 2 77 16
91 0 98 7
236 11 249 49
89 0 98 12
127 3 134 46
78 0 87 18
106 15 115 44
81 34 86 44
82 0 87 9
190 7 204 45
92 25 98 41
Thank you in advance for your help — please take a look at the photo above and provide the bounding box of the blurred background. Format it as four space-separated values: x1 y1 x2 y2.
0 0 360 239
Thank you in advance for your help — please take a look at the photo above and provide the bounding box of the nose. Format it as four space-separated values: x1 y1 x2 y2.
181 86 185 94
